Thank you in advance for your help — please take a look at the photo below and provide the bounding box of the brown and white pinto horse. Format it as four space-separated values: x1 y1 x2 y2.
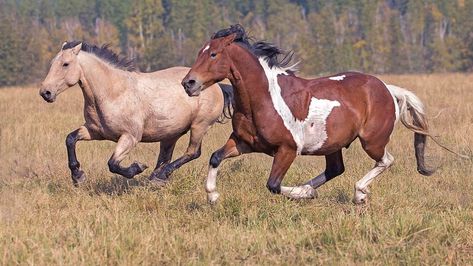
182 25 433 204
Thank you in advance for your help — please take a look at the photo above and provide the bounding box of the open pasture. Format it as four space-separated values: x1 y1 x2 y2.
0 74 472 264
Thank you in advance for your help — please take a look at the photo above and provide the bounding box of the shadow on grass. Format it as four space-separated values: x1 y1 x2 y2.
90 175 162 196
335 189 351 204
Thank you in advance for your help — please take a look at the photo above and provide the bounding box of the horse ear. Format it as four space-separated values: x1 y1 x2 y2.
61 41 67 50
222 33 237 46
72 43 82 55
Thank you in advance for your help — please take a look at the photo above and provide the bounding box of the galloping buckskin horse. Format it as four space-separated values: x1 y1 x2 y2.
182 25 446 204
39 41 232 185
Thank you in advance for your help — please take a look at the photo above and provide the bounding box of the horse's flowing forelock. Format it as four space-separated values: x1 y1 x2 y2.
211 24 298 72
62 41 136 72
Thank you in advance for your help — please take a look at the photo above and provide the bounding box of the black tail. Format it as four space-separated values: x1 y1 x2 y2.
216 83 234 123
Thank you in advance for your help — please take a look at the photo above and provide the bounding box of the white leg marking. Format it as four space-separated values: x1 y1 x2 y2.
205 166 220 203
281 172 327 199
328 75 346 81
353 151 394 204
281 185 316 199
258 58 340 154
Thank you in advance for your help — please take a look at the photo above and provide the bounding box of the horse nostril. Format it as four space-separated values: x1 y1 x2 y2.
184 79 196 89
44 90 51 97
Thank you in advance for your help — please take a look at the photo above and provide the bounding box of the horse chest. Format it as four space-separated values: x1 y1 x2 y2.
232 113 276 153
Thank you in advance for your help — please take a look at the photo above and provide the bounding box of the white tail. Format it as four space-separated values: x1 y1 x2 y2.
386 84 469 167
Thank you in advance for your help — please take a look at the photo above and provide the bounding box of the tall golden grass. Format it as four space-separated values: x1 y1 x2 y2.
0 74 472 264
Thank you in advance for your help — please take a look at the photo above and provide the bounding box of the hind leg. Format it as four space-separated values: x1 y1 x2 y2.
108 134 147 179
148 137 179 182
154 123 210 182
280 150 345 199
353 143 394 204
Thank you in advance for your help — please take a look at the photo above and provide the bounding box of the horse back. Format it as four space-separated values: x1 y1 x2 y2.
276 72 394 154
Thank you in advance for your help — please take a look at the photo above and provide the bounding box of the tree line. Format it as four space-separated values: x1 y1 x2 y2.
1 0 472 86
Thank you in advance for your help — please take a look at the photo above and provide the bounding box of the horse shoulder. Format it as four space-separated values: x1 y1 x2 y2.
277 75 313 121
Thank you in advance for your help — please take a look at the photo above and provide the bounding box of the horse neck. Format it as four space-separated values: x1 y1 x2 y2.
77 53 130 106
227 45 273 117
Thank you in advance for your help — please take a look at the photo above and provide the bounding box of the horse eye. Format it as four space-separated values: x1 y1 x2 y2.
63 63 69 67
210 52 217 59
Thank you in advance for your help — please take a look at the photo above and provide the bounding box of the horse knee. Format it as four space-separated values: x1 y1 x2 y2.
185 145 201 161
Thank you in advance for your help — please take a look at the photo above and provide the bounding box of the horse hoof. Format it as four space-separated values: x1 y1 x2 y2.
149 177 168 187
353 192 368 205
133 162 148 173
207 191 220 204
72 170 87 185
353 186 369 205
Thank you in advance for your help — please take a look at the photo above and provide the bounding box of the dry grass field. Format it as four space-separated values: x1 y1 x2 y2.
0 74 472 265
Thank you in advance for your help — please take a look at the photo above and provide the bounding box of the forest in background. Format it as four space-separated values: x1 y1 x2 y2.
1 0 473 86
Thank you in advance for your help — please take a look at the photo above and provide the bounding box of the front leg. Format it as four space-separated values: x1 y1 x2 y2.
266 145 297 195
205 134 252 203
66 126 96 185
108 134 147 179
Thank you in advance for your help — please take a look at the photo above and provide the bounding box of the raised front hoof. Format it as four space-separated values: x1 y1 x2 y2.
207 191 220 204
281 185 318 200
72 170 87 186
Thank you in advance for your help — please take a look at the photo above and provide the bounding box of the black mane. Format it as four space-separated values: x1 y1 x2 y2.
62 41 135 72
211 24 296 70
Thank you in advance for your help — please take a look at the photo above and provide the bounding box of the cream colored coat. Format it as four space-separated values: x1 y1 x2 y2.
40 43 227 183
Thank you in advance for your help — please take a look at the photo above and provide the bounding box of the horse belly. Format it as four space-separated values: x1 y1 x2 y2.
141 118 190 142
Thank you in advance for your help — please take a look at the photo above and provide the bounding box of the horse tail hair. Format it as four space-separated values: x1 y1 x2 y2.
216 83 234 123
387 84 434 175
387 84 469 176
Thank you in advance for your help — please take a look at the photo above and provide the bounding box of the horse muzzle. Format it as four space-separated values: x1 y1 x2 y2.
39 88 56 103
181 77 202 97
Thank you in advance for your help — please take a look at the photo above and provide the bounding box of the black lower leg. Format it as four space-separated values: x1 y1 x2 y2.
108 160 146 179
66 129 84 182
156 145 202 180
209 148 225 168
306 150 345 188
266 146 296 194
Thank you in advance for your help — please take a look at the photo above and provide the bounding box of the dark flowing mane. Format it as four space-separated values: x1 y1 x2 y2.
62 41 135 72
211 24 297 71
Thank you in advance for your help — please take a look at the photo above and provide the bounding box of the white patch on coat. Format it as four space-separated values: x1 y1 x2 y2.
258 58 340 154
329 75 346 81
202 45 210 53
